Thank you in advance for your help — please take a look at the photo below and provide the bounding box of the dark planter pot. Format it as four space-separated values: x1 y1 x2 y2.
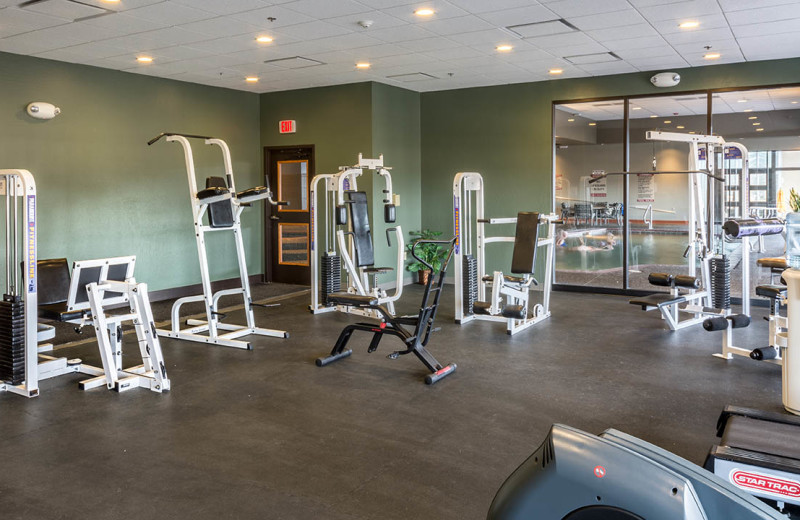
417 269 431 285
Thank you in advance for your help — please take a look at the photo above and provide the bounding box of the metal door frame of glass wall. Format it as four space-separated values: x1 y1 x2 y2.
552 82 800 295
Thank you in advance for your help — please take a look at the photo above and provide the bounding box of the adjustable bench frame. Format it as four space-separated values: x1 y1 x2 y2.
316 238 457 385
148 133 287 349
309 154 404 319
629 272 717 331
453 172 558 336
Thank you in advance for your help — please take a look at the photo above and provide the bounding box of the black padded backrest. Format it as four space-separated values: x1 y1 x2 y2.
347 191 374 267
37 258 70 306
511 212 540 275
206 176 234 228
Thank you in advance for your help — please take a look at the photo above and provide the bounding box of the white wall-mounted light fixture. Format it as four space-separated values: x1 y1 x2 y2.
650 72 680 88
26 102 61 120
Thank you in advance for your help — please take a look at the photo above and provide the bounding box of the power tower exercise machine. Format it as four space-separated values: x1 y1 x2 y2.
309 154 404 318
621 131 751 331
148 133 287 350
453 171 558 335
487 423 783 519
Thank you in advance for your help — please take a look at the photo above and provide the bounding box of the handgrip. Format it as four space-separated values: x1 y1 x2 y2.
385 227 397 247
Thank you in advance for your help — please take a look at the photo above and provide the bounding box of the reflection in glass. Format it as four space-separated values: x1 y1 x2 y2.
278 160 309 211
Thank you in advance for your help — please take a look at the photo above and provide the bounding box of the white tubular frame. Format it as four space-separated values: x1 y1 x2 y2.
453 171 556 335
156 135 287 349
308 155 404 318
0 169 102 398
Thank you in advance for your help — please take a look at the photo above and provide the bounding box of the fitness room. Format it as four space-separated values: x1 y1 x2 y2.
3 0 800 518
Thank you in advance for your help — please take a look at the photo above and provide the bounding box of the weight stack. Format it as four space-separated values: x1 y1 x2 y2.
463 254 478 315
321 254 341 307
710 256 731 310
0 295 26 385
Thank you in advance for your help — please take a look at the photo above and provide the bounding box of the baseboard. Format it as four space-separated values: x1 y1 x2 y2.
149 275 262 303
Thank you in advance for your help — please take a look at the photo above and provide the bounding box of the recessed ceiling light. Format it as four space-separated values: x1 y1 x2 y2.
588 122 597 126
753 122 761 126
631 106 641 110
689 131 696 134
549 68 563 75
748 116 758 120
245 76 259 83
793 101 798 104
567 118 575 122
676 125 685 129
704 52 720 60
414 8 435 16
664 120 672 124
743 109 753 112
679 21 699 29
356 62 371 69
737 99 748 103
756 128 764 132
136 56 153 63
649 115 657 118
496 45 513 52
101 0 120 3
256 36 273 43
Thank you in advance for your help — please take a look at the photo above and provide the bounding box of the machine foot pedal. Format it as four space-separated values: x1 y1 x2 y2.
315 349 352 367
751 346 779 360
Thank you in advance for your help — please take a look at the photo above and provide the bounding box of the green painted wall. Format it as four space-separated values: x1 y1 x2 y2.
420 57 800 274
370 83 421 281
0 51 261 292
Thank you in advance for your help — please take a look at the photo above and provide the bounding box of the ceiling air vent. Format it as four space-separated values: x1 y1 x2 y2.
506 19 578 38
564 52 622 65
593 102 624 107
386 72 438 82
263 56 325 69
18 0 114 21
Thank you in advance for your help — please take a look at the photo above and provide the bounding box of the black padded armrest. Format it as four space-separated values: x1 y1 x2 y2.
197 186 229 200
363 267 393 273
756 284 786 299
237 186 268 202
38 302 89 322
327 292 378 307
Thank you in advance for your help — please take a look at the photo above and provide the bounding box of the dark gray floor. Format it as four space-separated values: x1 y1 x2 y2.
0 286 786 519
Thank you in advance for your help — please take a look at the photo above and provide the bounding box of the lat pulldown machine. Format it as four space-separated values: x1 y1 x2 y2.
453 172 558 335
148 133 287 350
309 154 404 318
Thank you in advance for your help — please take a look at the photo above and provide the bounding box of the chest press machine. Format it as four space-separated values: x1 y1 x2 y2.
309 154 404 319
148 133 288 350
453 172 558 336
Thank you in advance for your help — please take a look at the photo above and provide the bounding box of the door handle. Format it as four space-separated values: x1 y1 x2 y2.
270 215 280 221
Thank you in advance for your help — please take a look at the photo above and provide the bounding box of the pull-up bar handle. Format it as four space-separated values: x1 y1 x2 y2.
588 170 724 184
147 132 215 146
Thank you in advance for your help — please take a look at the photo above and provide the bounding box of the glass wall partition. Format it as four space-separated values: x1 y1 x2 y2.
554 101 624 288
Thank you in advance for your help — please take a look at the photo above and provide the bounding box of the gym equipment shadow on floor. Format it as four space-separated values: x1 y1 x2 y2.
0 286 790 519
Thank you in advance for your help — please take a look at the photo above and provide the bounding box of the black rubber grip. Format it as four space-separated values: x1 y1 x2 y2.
674 275 700 288
703 317 728 331
276 201 289 206
728 314 750 329
335 205 347 226
147 132 214 145
384 204 396 223
648 272 673 287
750 346 779 360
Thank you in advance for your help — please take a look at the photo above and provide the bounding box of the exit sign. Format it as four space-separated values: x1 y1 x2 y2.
279 120 296 133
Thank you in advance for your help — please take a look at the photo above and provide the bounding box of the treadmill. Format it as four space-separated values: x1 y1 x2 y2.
706 405 800 515
487 423 783 519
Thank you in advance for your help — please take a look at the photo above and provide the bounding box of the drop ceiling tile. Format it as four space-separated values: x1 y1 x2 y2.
346 43 409 58
0 7 70 31
603 35 669 51
473 4 558 26
396 36 461 52
732 19 798 38
228 5 315 28
325 10 409 30
21 0 107 21
415 15 495 36
178 16 265 39
282 0 371 18
303 49 358 64
671 38 738 54
649 13 729 34
136 27 218 46
52 40 133 59
366 51 438 67
662 26 734 45
681 51 744 66
718 0 800 11
546 0 632 18
738 32 800 60
79 0 165 11
525 31 599 51
586 24 658 42
271 20 353 41
447 0 535 13
547 41 612 57
614 45 681 59
187 34 280 54
312 32 383 50
446 28 518 46
98 33 170 53
424 45 486 60
148 45 214 61
34 47 107 64
172 0 270 15
638 0 722 22
0 30 84 54
125 2 216 25
494 48 554 64
579 61 638 75
567 9 647 31
24 20 120 45
368 23 437 42
80 12 170 34
726 3 800 25
626 56 690 70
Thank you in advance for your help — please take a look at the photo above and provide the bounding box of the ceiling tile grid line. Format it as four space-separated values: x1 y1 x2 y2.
0 0 799 92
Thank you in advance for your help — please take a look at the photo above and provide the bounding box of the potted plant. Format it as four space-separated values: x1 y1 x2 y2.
406 229 448 285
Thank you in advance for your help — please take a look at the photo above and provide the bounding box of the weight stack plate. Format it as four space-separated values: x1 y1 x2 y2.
321 254 341 307
0 295 26 385
710 255 731 311
463 255 477 315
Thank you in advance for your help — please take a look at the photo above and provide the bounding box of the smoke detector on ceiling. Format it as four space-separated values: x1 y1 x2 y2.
358 20 373 28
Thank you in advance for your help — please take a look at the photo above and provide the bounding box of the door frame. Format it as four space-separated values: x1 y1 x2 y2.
263 144 315 283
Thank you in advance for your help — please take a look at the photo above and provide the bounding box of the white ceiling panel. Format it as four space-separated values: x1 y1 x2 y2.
1 0 800 93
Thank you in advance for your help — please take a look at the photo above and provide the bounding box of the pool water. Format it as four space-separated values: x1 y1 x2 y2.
555 230 692 272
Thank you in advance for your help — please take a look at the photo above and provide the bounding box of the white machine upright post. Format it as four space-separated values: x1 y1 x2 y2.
309 154 404 318
783 268 800 415
149 133 287 350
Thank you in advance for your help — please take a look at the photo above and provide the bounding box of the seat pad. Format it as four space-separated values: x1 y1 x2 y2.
327 293 378 307
38 302 88 322
755 284 786 299
629 293 686 309
757 257 788 269
197 186 229 200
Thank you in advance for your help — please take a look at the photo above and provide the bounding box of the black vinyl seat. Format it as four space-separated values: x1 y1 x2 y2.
755 284 786 299
35 258 89 322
